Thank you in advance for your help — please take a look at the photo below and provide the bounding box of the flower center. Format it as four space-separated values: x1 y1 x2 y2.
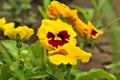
91 29 97 36
47 30 70 48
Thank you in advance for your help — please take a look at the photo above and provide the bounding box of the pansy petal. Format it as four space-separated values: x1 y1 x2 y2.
0 17 6 27
49 43 92 65
4 28 16 39
1 22 14 31
49 54 77 65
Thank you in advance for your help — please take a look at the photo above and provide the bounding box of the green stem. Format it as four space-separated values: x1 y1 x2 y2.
43 48 47 62
18 47 21 55
67 64 72 80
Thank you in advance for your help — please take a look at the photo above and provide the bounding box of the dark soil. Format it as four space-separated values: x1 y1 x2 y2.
0 0 120 73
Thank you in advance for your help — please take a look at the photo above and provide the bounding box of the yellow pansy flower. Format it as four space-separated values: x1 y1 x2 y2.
37 19 77 50
37 19 92 65
49 43 92 65
4 26 34 40
46 1 103 39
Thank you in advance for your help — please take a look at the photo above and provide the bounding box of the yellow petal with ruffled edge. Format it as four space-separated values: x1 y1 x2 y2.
49 43 92 65
37 19 77 50
1 22 14 31
4 28 16 39
15 26 34 40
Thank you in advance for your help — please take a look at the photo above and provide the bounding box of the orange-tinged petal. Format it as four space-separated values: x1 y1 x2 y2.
47 1 72 18
84 22 103 39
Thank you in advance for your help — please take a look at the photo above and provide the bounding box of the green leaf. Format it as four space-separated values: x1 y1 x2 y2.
0 64 12 80
43 0 50 10
0 42 13 64
30 72 49 79
53 69 65 80
30 40 44 59
85 8 94 21
1 40 18 54
1 40 29 53
98 0 106 12
76 69 117 80
37 6 48 19
1 40 29 60
105 62 120 69
3 2 12 10
10 62 18 71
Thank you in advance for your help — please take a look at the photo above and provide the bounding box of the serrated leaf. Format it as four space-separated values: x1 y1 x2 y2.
76 69 117 80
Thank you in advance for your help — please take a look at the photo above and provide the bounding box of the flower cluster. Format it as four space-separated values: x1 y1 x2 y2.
47 1 103 39
36 1 104 65
0 17 34 40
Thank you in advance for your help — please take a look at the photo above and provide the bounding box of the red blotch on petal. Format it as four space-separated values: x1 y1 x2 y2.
91 29 97 36
47 30 70 48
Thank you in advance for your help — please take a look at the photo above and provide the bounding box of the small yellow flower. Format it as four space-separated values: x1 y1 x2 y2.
49 43 92 65
4 26 34 40
15 26 34 40
37 19 77 50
